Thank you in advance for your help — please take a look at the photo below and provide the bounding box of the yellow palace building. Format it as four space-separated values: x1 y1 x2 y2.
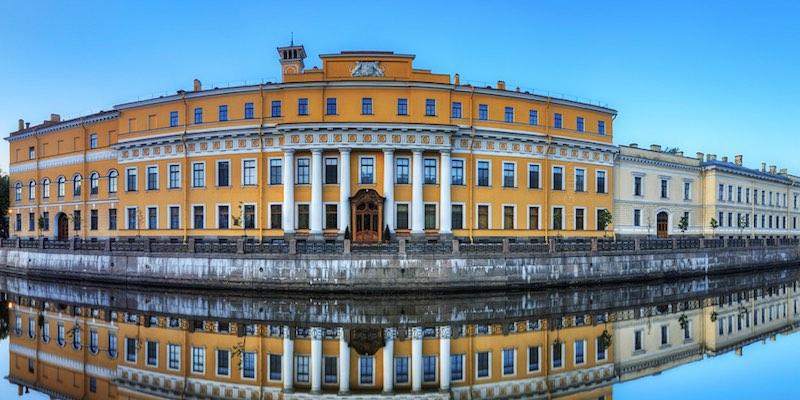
7 44 617 243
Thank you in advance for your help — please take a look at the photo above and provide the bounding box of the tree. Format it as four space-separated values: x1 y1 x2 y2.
709 218 719 237
598 209 613 238
737 215 747 237
231 202 245 237
344 226 351 241
678 214 689 237
383 225 390 243
37 215 46 238
0 170 8 238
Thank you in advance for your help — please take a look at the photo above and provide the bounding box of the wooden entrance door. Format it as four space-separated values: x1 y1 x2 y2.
350 189 384 243
57 213 69 241
656 212 669 238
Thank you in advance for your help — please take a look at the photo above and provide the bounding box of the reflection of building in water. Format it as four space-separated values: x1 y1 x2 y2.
7 302 615 399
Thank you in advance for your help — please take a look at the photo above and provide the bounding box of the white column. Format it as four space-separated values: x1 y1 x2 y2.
439 326 452 391
282 326 294 392
383 149 395 233
411 327 423 392
439 150 452 235
310 149 323 237
282 151 295 234
339 328 350 394
383 328 396 393
411 150 424 236
339 149 351 234
310 327 323 393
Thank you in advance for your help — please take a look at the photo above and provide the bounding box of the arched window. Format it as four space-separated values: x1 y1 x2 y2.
41 178 50 199
108 170 118 194
57 176 66 197
14 182 22 202
73 174 82 196
28 180 35 200
89 172 99 195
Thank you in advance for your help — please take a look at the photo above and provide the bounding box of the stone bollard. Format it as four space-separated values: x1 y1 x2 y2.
502 238 510 254
671 238 678 250
745 237 750 248
105 239 112 252
144 238 152 253
398 239 406 256
70 237 77 250
16 238 21 248
634 238 641 252
699 238 705 249
188 237 196 253
236 238 245 254
591 238 598 253
548 240 556 254
38 237 45 249
723 237 728 248
343 239 351 255
288 239 297 255
452 239 460 255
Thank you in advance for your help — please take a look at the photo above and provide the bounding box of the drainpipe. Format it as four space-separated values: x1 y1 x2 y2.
258 83 265 241
467 85 476 243
544 98 552 243
80 118 88 239
181 92 189 242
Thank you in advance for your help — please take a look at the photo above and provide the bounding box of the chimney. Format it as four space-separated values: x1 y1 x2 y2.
25 122 30 129
50 114 61 122
735 155 743 166
677 151 684 156
18 119 24 131
630 143 638 148
761 162 767 172
496 80 506 90
721 156 728 163
454 73 460 85
193 79 202 91
769 165 777 174
780 168 788 176
696 152 704 160
650 144 662 152
707 154 717 161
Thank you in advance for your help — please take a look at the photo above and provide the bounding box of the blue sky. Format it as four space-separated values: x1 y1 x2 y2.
1 1 798 174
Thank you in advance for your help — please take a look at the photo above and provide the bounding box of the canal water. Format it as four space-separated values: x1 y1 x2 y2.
0 268 797 399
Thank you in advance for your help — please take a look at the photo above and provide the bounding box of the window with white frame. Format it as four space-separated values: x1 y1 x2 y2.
360 157 374 184
502 162 515 187
242 159 256 185
575 168 586 192
192 163 205 187
552 166 564 191
476 352 490 378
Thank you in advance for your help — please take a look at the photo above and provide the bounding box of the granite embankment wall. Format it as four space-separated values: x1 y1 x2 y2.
1 243 798 292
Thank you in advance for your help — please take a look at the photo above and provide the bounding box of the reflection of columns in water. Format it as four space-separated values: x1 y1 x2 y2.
310 327 323 393
339 328 350 394
439 326 452 391
411 326 423 392
383 328 396 393
282 326 294 392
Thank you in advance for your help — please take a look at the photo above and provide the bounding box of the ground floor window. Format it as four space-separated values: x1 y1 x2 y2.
325 204 338 230
552 207 563 230
396 204 409 230
297 205 310 230
477 205 490 229
424 204 437 230
452 204 463 230
270 205 282 229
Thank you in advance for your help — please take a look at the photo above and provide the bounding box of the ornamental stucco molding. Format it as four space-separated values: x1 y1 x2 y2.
9 149 116 174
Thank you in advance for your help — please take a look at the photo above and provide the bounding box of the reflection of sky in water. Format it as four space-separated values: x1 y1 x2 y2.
616 331 799 399
0 339 47 400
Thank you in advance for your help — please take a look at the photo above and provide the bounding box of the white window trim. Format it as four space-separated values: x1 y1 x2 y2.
595 208 609 230
451 202 466 230
295 157 311 185
124 337 137 364
215 159 232 187
659 176 671 199
527 162 542 189
633 329 644 352
451 157 466 185
596 169 608 193
241 202 258 229
476 203 492 230
146 205 159 230
502 161 517 188
125 167 138 192
216 203 232 229
323 355 339 385
190 346 206 375
324 157 339 185
125 206 138 230
241 158 258 186
423 157 438 185
450 354 466 383
295 202 310 230
167 343 181 371
241 351 258 380
574 207 587 231
573 339 587 366
422 355 438 383
393 356 410 385
268 202 282 230
551 342 565 370
168 204 181 230
660 324 670 347
476 159 492 187
191 161 206 188
395 157 411 185
574 168 587 192
527 205 542 230
502 204 517 230
267 353 282 382
527 346 541 373
475 351 492 380
168 163 181 189
501 348 517 377
632 173 645 197
191 204 206 230
358 355 376 386
423 202 439 230
268 157 283 185
633 208 642 227
596 337 608 361
216 348 231 377
395 201 411 230
552 165 565 191
551 205 565 230
323 202 338 230
146 340 159 368
358 156 376 185
145 164 159 191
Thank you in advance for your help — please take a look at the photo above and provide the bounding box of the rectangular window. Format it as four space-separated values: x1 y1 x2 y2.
575 340 585 364
684 181 691 200
451 355 464 381
476 352 490 378
575 169 586 192
554 113 563 129
242 352 256 379
451 159 464 185
298 98 308 115
552 343 564 368
425 204 437 230
108 208 117 230
528 164 540 189
146 341 158 366
478 104 488 120
396 204 409 230
169 206 180 229
452 204 463 230
423 355 437 382
192 163 205 187
634 329 643 351
503 205 515 230
243 204 256 229
325 204 337 230
30 212 36 231
194 107 203 124
634 176 643 196
269 159 282 185
661 325 669 345
90 209 98 230
73 210 81 231
326 98 337 115
528 206 540 230
217 205 229 229
297 204 310 230
598 120 606 135
269 354 282 380
146 166 158 190
169 165 180 188
324 356 337 384
270 101 281 118
552 207 563 230
552 167 564 191
193 206 204 229
89 133 98 149
504 106 514 123
169 111 178 127
397 98 408 116
477 161 490 186
451 101 462 118
126 168 137 192
395 357 409 383
424 159 437 184
296 158 310 184
396 158 409 184
244 102 255 119
597 336 608 360
218 105 228 121
477 205 489 229
596 170 607 193
528 346 540 372
242 159 256 185
359 357 374 384
660 179 669 198
503 162 515 187
576 116 585 132
529 109 539 125
325 158 338 184
126 338 137 362
192 347 205 373
575 208 585 230
425 99 436 116
270 204 282 229
737 186 742 203
215 161 230 187
360 158 374 184
147 207 157 230
217 349 230 376
361 97 373 115
42 212 49 231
